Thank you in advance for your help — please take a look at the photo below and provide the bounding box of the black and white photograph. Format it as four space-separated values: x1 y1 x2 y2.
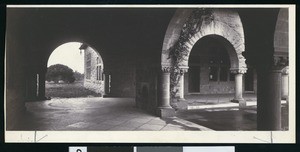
4 5 295 143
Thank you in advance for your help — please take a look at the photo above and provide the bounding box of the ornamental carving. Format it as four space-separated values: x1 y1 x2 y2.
282 66 289 75
179 68 189 74
161 66 172 73
273 56 288 67
230 68 247 74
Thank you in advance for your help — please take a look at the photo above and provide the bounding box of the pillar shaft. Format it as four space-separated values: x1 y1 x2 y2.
257 68 282 130
281 67 289 100
26 73 38 100
231 69 246 107
159 72 171 108
157 67 175 117
234 73 243 100
179 73 184 99
38 73 46 99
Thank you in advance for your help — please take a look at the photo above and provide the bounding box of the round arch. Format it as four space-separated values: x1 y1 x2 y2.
161 8 247 73
45 41 105 71
274 8 289 66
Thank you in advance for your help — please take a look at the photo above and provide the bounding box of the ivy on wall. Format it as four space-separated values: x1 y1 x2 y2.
168 8 214 102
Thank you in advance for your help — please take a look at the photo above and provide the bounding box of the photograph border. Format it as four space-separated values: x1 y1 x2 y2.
4 4 296 143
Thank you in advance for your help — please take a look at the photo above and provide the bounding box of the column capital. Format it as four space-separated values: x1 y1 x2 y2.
282 66 289 75
230 68 247 74
273 55 288 67
161 66 172 73
179 67 189 74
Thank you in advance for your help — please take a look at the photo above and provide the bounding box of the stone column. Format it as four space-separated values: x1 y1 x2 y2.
157 67 175 117
38 72 46 100
231 69 247 107
103 73 110 97
281 66 289 100
26 73 38 101
257 57 287 130
178 68 188 101
257 67 282 130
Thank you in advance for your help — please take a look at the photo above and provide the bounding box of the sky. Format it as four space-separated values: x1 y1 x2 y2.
47 42 84 73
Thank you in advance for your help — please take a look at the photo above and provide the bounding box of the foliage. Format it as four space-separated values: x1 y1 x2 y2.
168 8 214 101
45 81 102 98
46 64 75 83
73 71 84 81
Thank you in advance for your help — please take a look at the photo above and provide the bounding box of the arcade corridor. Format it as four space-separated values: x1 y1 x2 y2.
15 95 288 131
5 6 293 140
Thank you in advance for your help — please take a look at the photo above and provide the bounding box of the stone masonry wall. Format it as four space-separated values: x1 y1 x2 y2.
83 46 104 95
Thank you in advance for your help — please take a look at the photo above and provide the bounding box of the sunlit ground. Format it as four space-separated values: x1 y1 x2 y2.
45 81 102 98
177 104 289 131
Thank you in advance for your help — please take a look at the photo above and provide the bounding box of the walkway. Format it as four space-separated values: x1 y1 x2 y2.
178 94 288 130
19 95 288 131
21 97 211 131
186 93 256 108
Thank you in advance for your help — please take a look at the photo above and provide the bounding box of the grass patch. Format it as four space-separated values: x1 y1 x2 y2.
46 81 102 98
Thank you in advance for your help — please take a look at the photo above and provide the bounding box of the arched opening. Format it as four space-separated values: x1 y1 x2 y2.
45 42 105 98
158 8 248 118
187 35 235 95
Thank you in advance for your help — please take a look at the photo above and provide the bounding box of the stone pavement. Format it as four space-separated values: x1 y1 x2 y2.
21 97 212 131
177 94 288 130
176 104 289 131
186 93 256 106
185 93 287 110
18 95 288 131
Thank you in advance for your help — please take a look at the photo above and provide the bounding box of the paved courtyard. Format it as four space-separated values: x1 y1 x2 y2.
21 97 212 131
18 95 288 131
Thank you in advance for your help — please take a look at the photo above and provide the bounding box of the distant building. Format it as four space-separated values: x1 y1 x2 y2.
79 44 104 95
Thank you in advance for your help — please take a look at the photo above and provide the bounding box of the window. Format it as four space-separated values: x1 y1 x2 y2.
96 65 102 81
219 67 228 81
96 66 99 80
86 53 91 79
209 66 218 81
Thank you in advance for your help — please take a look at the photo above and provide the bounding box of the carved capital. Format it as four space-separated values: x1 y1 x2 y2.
161 66 172 73
178 66 189 74
179 68 188 74
230 68 247 74
282 66 289 75
273 56 288 67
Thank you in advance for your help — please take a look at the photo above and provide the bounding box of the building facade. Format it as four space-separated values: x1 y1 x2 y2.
79 44 105 95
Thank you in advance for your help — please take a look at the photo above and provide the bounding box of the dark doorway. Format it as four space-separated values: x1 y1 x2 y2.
188 66 200 92
245 68 254 92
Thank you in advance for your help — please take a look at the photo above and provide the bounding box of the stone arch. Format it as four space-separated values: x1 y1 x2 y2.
274 8 289 100
46 41 105 70
274 8 289 66
161 8 247 72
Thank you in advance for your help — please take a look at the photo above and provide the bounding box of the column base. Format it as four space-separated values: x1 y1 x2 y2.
173 99 188 110
157 107 175 118
231 98 246 108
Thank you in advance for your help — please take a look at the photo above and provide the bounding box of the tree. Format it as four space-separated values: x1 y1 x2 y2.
46 64 75 83
73 71 84 81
